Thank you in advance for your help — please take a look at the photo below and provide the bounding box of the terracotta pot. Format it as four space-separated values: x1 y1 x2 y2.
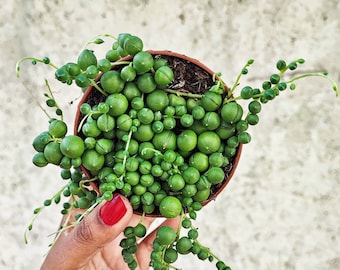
74 50 242 215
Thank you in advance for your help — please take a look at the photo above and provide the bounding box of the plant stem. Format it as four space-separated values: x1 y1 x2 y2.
77 113 91 133
223 95 244 103
228 59 255 97
79 177 98 189
139 212 146 224
81 33 118 52
164 89 203 98
278 58 304 75
16 57 58 77
176 210 186 239
24 184 68 244
23 84 52 119
140 147 163 157
116 129 134 183
286 72 339 96
80 200 100 222
48 202 75 249
112 61 131 67
89 79 108 96
44 79 64 121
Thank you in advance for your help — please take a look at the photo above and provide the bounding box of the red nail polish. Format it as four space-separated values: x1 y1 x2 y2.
100 194 127 226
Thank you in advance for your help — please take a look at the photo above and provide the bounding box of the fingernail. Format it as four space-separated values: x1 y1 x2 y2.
100 194 127 226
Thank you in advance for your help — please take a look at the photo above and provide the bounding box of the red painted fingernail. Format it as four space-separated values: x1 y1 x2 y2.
99 194 127 226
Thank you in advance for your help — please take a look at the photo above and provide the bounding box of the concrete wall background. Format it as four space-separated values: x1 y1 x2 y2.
1 0 339 269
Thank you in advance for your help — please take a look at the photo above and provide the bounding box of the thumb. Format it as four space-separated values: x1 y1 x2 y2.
41 194 133 270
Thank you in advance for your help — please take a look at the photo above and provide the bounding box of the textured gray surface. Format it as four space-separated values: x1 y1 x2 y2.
1 0 339 269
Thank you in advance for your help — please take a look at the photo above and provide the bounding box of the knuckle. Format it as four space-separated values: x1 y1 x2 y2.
75 219 94 244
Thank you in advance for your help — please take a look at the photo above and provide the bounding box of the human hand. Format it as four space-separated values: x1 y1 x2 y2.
41 194 180 270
